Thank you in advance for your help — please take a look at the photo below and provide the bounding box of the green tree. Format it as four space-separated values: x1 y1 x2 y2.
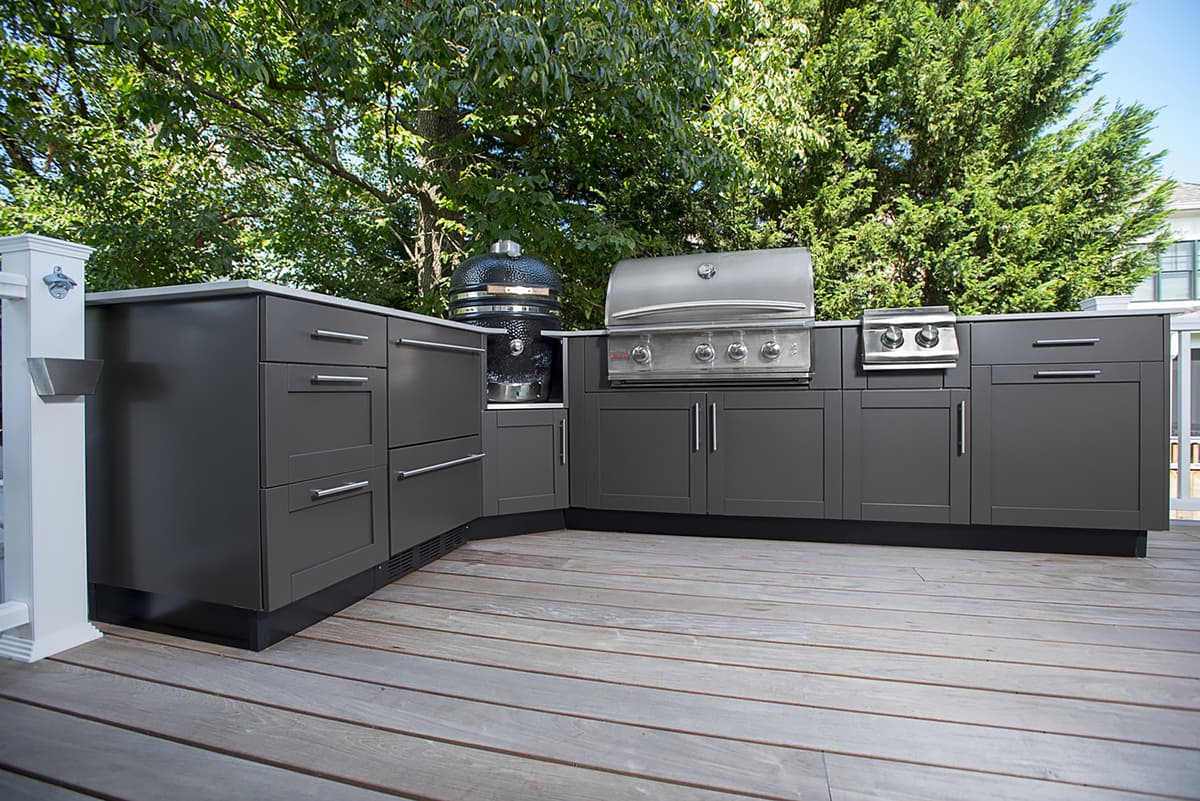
715 0 1172 319
2 0 733 325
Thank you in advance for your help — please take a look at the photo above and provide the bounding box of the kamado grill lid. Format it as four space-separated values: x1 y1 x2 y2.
449 240 563 322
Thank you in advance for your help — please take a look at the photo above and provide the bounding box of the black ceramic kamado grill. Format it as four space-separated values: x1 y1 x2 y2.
448 240 563 402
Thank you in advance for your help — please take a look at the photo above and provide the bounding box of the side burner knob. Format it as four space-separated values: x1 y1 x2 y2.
881 325 904 349
694 343 716 362
761 341 782 360
915 324 940 348
630 344 651 364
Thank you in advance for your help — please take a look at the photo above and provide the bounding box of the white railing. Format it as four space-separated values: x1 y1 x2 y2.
1171 316 1200 515
0 234 101 661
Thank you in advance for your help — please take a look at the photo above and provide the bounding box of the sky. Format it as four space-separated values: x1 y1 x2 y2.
1087 0 1200 183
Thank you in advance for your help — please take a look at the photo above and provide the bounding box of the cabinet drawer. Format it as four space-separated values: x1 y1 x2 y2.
389 318 485 446
262 297 387 367
971 316 1163 365
261 363 387 487
989 362 1142 384
263 466 388 610
389 436 483 555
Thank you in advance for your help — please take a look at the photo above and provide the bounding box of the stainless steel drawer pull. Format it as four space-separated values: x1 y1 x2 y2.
1034 370 1102 378
1033 337 1100 347
957 401 966 456
692 402 700 453
395 337 485 354
560 418 568 465
311 479 370 499
312 329 370 342
312 374 370 383
396 452 485 480
710 402 718 453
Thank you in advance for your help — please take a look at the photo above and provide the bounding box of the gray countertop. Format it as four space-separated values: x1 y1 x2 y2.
85 280 502 335
89 280 1185 339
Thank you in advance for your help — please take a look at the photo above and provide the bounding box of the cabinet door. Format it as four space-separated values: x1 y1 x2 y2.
971 363 1159 530
482 409 569 515
583 391 706 513
707 390 842 518
389 435 484 554
844 390 969 524
389 318 485 447
262 466 388 611
261 363 387 487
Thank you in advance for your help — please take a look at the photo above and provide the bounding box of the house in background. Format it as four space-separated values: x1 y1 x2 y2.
1105 182 1200 517
1131 182 1200 305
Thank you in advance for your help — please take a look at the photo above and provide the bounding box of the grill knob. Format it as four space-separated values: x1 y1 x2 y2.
881 325 904 349
761 341 781 360
630 344 651 364
916 324 940 348
727 342 748 361
694 343 715 362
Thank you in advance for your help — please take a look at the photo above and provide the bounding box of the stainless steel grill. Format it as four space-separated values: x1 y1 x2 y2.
604 248 815 384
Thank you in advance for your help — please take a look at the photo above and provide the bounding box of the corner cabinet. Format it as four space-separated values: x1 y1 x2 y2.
969 316 1169 531
482 408 569 515
843 389 970 524
578 389 841 518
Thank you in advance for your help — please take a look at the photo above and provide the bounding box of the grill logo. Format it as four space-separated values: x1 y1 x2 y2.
609 352 630 360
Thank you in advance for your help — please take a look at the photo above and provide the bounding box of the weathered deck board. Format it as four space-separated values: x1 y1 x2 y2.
2 527 1198 800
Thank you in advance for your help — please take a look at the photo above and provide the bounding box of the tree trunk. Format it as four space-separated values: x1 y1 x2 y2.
412 106 465 299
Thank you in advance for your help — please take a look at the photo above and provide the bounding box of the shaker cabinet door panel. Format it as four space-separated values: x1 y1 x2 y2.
261 363 387 487
263 466 388 611
843 390 968 524
971 365 1147 529
585 392 706 514
482 409 569 516
707 391 841 518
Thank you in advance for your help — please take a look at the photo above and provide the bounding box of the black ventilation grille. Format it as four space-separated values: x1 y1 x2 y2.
377 527 467 586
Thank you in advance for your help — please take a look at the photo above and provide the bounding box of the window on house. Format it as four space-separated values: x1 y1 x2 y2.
1134 240 1200 301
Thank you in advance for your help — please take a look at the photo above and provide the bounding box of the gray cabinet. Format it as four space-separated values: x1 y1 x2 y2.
971 363 1167 530
389 436 484 554
482 409 569 516
87 294 392 613
581 391 707 513
388 318 486 447
708 391 842 518
579 389 840 518
843 390 969 524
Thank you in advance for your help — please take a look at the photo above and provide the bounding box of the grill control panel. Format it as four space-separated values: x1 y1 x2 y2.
607 326 812 384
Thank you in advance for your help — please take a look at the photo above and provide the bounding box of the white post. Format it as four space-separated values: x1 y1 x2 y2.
0 234 101 661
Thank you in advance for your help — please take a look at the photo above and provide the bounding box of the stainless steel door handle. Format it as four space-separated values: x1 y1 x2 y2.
692 402 700 453
710 402 718 453
395 453 485 479
395 337 485 354
560 418 568 465
957 401 966 456
312 374 370 383
312 329 370 342
311 479 370 499
1033 337 1100 347
1034 370 1102 378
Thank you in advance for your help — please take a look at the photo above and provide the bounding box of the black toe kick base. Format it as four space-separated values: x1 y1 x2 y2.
89 568 378 652
564 509 1149 557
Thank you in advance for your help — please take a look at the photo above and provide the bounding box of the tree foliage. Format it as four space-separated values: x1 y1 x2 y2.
0 0 1172 326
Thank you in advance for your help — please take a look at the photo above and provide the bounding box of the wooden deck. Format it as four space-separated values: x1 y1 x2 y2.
3 528 1200 800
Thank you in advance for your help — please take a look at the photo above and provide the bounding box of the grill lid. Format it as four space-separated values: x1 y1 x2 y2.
605 247 814 329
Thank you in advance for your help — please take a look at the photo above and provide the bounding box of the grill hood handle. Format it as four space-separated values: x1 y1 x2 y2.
610 299 809 321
